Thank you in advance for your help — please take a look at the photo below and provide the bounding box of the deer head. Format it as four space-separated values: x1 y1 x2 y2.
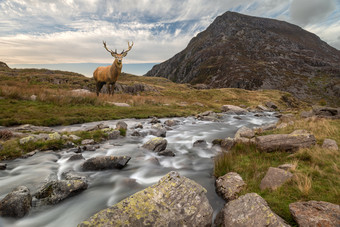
103 41 133 64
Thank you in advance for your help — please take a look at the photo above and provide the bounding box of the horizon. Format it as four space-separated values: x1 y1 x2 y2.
1 0 339 69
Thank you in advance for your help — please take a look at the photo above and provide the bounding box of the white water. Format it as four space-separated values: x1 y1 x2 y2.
0 112 277 227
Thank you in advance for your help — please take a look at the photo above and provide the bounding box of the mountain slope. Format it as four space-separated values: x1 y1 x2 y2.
145 11 340 105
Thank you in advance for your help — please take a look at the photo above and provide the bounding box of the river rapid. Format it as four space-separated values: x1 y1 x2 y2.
0 112 277 227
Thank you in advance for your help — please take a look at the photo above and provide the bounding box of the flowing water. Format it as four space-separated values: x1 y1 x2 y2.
0 112 277 227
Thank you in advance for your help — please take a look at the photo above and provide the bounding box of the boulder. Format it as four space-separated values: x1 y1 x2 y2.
256 130 316 152
193 139 208 148
151 123 163 130
78 171 213 227
164 119 179 127
150 117 160 124
48 132 61 140
142 137 167 153
34 180 88 205
196 111 222 122
265 101 278 109
21 150 37 159
116 121 128 131
221 137 235 151
158 149 175 157
19 135 37 144
215 172 245 201
81 139 94 145
68 154 84 161
322 139 338 151
289 201 340 227
82 156 131 171
107 130 121 139
134 123 143 129
0 163 6 170
260 167 293 190
215 193 290 227
221 105 247 115
150 129 167 137
235 126 254 139
0 186 32 218
313 106 339 117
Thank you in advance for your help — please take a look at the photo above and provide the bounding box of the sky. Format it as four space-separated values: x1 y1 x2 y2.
0 0 339 76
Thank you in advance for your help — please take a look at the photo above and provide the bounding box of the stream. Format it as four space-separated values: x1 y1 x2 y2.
0 112 277 227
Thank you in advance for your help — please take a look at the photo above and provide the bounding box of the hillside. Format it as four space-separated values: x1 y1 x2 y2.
145 11 340 106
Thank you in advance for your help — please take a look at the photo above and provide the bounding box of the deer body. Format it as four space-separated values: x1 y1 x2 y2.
93 41 133 96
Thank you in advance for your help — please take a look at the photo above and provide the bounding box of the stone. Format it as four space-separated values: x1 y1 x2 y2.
215 193 290 227
265 101 278 109
257 104 269 111
151 123 163 130
142 137 167 153
78 171 213 227
30 95 37 101
61 135 69 140
300 110 314 118
221 105 247 115
19 135 37 144
69 134 81 140
84 123 109 131
150 129 167 137
278 163 295 171
313 106 339 117
150 117 160 124
276 122 288 129
0 186 32 218
82 155 131 171
221 137 235 151
261 123 277 131
81 139 94 145
215 172 245 201
48 132 61 140
193 139 208 148
106 130 120 139
164 119 179 127
116 121 128 131
134 123 143 129
289 201 340 227
280 114 295 123
158 149 175 157
68 154 84 161
0 163 7 170
21 150 37 159
260 167 293 190
256 130 316 152
34 180 88 205
13 124 54 133
322 139 338 151
61 171 87 181
131 131 142 137
235 126 255 139
81 145 99 151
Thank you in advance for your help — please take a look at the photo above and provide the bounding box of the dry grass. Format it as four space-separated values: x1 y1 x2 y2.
294 172 312 196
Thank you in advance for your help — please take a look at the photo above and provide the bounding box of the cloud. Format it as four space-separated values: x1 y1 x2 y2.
290 0 336 26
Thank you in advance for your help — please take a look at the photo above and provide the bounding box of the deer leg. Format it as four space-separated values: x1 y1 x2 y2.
111 82 116 96
96 82 105 96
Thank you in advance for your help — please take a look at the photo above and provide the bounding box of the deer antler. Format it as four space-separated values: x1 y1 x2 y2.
122 41 134 56
103 41 117 56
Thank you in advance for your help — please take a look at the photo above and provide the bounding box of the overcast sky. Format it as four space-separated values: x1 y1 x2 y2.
0 0 339 66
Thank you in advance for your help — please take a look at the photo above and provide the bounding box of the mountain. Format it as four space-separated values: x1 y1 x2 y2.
145 11 340 104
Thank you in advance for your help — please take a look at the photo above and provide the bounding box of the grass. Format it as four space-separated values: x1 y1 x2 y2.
214 118 340 225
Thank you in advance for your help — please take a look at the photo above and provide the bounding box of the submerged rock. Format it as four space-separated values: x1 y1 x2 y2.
35 180 88 205
0 163 6 170
215 193 290 227
0 186 32 218
289 200 340 227
82 156 131 171
78 171 213 227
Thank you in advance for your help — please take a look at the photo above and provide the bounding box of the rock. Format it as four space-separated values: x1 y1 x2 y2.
142 137 168 153
322 139 338 151
313 106 339 117
34 180 88 205
150 117 160 124
106 130 120 139
260 167 293 190
0 163 7 170
276 122 288 129
233 116 242 120
221 105 247 115
69 134 81 140
278 163 295 171
61 135 69 140
81 139 94 145
151 123 163 130
289 201 340 227
30 95 37 101
300 110 314 118
261 123 277 131
68 154 84 161
280 114 295 123
12 124 54 133
216 193 290 227
19 135 37 144
193 139 208 148
256 130 316 152
235 126 254 139
265 101 278 109
82 155 131 171
116 121 128 131
0 186 32 218
158 149 175 157
131 131 144 137
108 102 130 107
221 137 235 151
61 170 87 181
21 150 37 159
256 104 269 111
72 89 91 94
150 129 167 137
134 123 143 129
215 172 245 201
81 145 99 151
78 171 213 227
48 132 61 140
84 123 109 131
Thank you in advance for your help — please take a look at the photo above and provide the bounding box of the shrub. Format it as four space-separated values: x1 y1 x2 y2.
0 130 13 140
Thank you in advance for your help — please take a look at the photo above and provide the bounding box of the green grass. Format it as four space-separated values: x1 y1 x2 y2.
214 119 340 226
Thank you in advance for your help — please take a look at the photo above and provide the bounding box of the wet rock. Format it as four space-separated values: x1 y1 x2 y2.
68 154 84 161
78 171 213 227
81 145 100 152
158 149 175 157
260 167 293 190
0 163 6 170
164 119 179 127
196 111 222 122
134 123 143 129
106 130 121 139
142 137 168 153
150 117 160 124
221 105 247 115
221 137 235 151
150 129 167 137
35 180 88 205
193 139 208 148
233 116 242 120
69 134 81 140
215 193 290 227
289 201 340 227
131 131 142 137
0 186 32 218
82 155 131 171
322 139 338 151
215 172 245 202
265 101 278 109
116 121 127 131
81 139 94 145
62 171 87 181
21 150 37 159
256 130 316 152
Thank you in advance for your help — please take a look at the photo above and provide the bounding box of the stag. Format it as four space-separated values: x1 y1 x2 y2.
93 41 133 96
